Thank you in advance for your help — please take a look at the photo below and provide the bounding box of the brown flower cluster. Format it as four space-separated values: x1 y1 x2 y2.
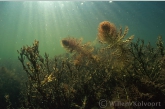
61 37 97 66
98 21 117 44
61 37 83 53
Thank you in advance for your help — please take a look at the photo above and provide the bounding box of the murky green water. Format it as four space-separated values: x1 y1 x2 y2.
1 1 165 108
0 1 165 61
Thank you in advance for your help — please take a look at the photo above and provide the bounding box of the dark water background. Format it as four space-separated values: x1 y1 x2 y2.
0 1 165 63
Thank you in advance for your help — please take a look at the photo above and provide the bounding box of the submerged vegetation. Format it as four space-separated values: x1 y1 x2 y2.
0 66 23 108
1 21 165 109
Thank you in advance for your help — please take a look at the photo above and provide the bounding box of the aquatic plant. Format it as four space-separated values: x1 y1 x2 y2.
61 37 98 66
97 21 134 70
17 21 165 109
127 36 165 101
61 37 83 53
109 36 165 109
98 21 117 44
97 21 134 45
0 67 22 109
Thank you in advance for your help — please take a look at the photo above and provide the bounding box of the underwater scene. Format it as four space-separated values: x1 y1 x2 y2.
0 1 165 109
